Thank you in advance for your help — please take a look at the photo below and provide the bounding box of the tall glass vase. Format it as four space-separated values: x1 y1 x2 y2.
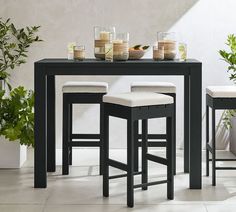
94 26 115 60
113 32 129 61
157 32 177 60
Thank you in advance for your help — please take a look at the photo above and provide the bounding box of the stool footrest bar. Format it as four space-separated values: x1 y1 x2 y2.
108 159 127 171
134 180 168 189
146 153 167 165
138 134 167 140
68 141 100 147
209 158 236 161
71 134 101 139
138 141 167 147
109 171 142 179
215 167 236 170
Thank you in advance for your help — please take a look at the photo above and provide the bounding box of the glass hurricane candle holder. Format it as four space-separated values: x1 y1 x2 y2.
153 45 164 61
73 45 85 61
157 32 177 60
67 42 76 60
178 42 187 61
113 32 129 61
94 26 115 60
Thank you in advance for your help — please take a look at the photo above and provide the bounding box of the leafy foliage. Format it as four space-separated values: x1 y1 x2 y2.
0 18 42 147
0 18 41 87
219 34 236 83
222 110 236 129
219 34 236 128
0 86 34 147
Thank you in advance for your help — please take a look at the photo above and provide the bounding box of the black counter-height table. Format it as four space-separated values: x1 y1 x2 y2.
34 58 202 189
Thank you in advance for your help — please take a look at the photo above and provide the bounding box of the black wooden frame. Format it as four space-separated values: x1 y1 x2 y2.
134 93 176 174
206 94 236 186
62 93 106 175
103 102 174 207
34 58 202 189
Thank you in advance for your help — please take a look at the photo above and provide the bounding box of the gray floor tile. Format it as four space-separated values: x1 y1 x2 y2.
44 204 207 212
205 203 236 212
0 205 44 212
0 149 236 210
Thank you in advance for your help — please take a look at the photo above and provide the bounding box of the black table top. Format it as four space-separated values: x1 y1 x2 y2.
35 58 201 65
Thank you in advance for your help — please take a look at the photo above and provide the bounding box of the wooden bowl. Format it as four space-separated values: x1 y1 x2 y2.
128 49 145 60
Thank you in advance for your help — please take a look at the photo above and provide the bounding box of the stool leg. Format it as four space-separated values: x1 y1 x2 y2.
167 116 174 200
142 119 148 190
127 118 134 208
99 103 104 175
173 96 176 175
184 75 190 173
62 96 69 175
206 105 209 176
69 104 72 166
212 109 216 186
103 112 109 197
134 120 139 172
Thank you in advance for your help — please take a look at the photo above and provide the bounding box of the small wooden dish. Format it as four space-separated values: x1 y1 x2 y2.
128 49 145 60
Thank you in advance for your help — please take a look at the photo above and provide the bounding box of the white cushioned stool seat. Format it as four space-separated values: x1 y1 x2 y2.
103 92 174 107
62 81 108 93
206 86 236 98
131 82 176 93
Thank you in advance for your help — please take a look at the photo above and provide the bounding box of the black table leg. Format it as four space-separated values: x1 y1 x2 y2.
184 75 190 173
34 64 47 188
62 96 70 175
189 65 202 189
47 75 56 172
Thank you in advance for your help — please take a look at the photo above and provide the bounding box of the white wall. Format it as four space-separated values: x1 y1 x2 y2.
1 0 235 149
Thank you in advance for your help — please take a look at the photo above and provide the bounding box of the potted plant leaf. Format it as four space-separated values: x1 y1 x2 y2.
219 34 236 155
0 18 41 168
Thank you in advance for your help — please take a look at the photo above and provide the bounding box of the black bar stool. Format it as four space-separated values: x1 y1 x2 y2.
62 81 108 175
206 86 236 186
102 92 174 207
131 82 176 174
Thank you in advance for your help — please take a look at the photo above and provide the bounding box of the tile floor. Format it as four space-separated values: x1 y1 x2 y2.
0 148 236 211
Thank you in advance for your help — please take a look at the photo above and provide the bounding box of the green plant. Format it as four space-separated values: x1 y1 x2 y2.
219 34 236 128
0 18 42 147
0 86 34 147
0 18 41 87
